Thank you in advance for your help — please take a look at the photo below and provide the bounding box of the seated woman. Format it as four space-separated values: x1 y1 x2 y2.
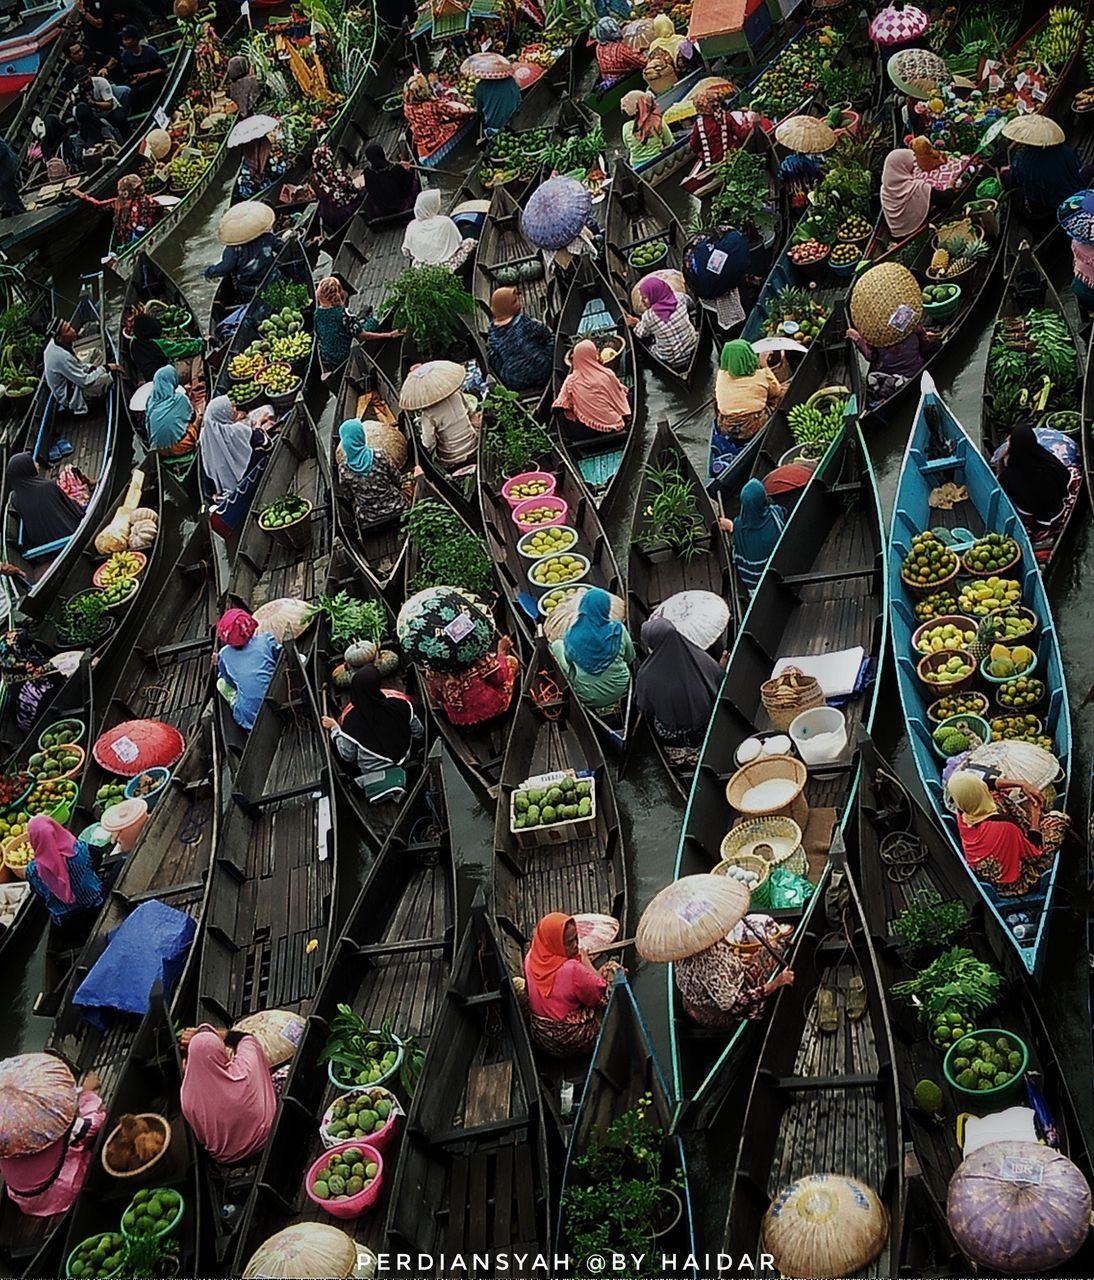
361 143 420 223
880 148 932 240
321 665 423 805
689 88 752 169
553 338 631 443
216 608 282 732
418 374 479 470
847 323 932 403
314 276 401 369
627 274 698 371
402 72 475 163
179 1024 276 1166
593 17 645 87
6 452 84 551
635 617 723 766
1069 230 1094 317
550 586 634 713
523 913 621 1058
778 152 823 208
712 340 785 468
311 144 363 237
337 419 407 524
199 395 270 499
130 311 165 383
0 1066 104 1217
474 59 521 138
1008 137 1086 221
620 89 674 167
723 477 787 597
145 366 198 458
648 13 694 69
426 635 518 727
996 423 1073 543
675 917 794 1028
402 189 475 270
486 286 553 390
25 815 105 931
947 770 1069 896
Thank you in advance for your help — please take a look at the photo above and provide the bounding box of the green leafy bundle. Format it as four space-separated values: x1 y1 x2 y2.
638 453 705 560
987 307 1078 427
892 890 969 950
542 125 605 175
709 149 775 238
404 498 493 596
262 279 310 312
482 385 553 483
891 946 1003 1020
381 266 473 349
316 592 386 650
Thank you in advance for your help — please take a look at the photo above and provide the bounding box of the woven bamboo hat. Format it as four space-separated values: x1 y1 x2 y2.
636 874 751 962
774 115 836 154
144 128 172 160
217 200 275 246
851 262 923 348
1002 114 1065 147
399 360 465 410
886 48 951 99
460 52 514 80
763 1174 889 1277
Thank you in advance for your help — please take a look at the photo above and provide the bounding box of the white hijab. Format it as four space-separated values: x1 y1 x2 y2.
402 189 462 266
200 395 253 495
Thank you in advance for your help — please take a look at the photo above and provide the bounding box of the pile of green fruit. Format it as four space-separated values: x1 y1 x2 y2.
958 575 1021 615
829 242 861 266
66 1232 126 1279
963 532 1019 574
310 1146 379 1203
923 283 958 306
948 1032 1025 1092
147 302 191 337
986 606 1035 640
269 332 312 363
259 362 297 394
512 774 593 829
517 503 564 527
929 1008 973 1049
228 380 262 406
324 1087 397 1142
334 1039 400 1087
629 240 668 269
506 476 551 501
928 692 987 722
519 526 575 557
94 781 127 813
922 653 974 686
787 398 845 453
762 286 829 345
990 714 1043 740
914 591 960 622
493 258 544 287
28 744 81 779
996 676 1045 709
932 719 981 758
838 214 871 240
97 577 138 607
259 307 305 340
915 620 975 654
540 585 582 615
39 720 84 750
902 532 958 588
259 494 310 530
167 152 209 192
25 777 77 815
530 554 585 585
122 1186 183 1238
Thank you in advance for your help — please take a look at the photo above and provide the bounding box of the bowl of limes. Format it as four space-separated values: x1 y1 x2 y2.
922 282 961 323
511 494 568 532
517 524 578 561
527 552 591 597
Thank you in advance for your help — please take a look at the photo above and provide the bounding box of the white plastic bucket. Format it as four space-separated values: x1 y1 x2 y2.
788 706 847 766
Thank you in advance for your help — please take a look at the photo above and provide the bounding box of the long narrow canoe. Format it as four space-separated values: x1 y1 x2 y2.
888 373 1071 976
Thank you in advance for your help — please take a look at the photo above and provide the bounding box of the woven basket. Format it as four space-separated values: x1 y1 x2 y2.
850 262 924 348
761 665 825 731
726 756 809 826
712 851 771 907
720 816 807 876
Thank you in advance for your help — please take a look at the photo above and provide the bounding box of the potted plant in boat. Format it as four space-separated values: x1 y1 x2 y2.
637 453 705 561
482 385 554 484
562 1093 684 1265
708 149 777 247
381 266 473 356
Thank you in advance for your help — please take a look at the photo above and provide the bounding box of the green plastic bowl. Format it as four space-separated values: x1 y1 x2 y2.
943 1027 1029 1103
120 1186 185 1242
922 283 962 323
931 713 991 760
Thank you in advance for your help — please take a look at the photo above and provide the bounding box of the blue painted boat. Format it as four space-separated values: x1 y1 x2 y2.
888 372 1072 976
557 971 698 1279
670 417 888 1110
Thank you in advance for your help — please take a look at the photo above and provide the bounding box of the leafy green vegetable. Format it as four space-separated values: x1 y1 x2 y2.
482 385 553 483
891 946 1003 1021
403 498 493 596
381 266 472 350
637 452 705 561
892 890 969 950
316 591 386 650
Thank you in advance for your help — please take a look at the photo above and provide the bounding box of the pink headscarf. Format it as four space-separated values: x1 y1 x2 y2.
179 1026 276 1164
216 608 258 648
880 148 932 240
553 339 632 434
27 816 78 905
639 274 678 323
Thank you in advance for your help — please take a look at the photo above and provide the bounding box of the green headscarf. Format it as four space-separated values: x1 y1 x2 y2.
720 339 758 378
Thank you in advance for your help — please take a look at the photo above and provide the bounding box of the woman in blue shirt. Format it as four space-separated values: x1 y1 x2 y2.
25 815 104 929
216 609 282 731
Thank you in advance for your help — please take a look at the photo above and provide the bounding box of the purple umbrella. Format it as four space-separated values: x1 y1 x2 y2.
521 176 592 251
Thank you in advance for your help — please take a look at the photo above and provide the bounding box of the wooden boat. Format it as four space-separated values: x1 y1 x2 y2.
330 345 413 596
0 3 83 101
857 738 1090 1266
670 421 888 1108
493 633 628 1015
628 418 734 796
888 373 1071 976
73 518 216 834
227 743 457 1272
551 258 641 519
23 989 202 1280
118 253 208 490
708 834 903 1279
386 901 551 1257
402 473 515 798
198 639 336 1030
479 393 623 646
978 238 1083 569
556 971 697 1273
603 158 706 388
1 282 123 622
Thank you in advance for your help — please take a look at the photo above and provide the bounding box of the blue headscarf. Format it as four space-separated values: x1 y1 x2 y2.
594 16 622 41
732 479 786 596
339 419 375 474
563 587 624 675
144 365 195 450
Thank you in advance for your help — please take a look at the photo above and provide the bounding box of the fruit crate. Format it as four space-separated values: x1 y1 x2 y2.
510 768 597 849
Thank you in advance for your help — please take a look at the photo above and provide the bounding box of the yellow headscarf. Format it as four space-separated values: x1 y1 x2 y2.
947 772 997 826
648 12 686 56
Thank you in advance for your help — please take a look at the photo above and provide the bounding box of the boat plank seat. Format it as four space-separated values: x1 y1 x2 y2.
466 1060 513 1127
765 1070 882 1091
353 935 447 960
775 565 877 588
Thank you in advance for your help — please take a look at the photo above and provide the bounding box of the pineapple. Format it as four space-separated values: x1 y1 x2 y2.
969 614 1001 664
930 248 950 273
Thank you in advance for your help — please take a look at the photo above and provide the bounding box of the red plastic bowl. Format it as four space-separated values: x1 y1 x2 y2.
304 1141 383 1219
512 494 568 533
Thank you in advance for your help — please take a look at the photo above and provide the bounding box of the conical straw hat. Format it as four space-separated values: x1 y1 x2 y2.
0 1053 78 1157
460 51 514 79
636 874 750 962
399 360 466 410
886 48 951 99
774 115 836 154
763 1174 889 1277
1002 114 1065 147
218 200 275 246
851 262 923 348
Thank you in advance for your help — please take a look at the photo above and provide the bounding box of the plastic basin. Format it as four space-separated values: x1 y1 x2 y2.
943 1027 1029 1105
931 713 991 760
516 524 578 560
124 767 171 811
980 653 1037 685
501 471 556 507
304 1141 384 1219
512 494 568 533
327 1033 404 1092
788 706 847 766
320 1086 404 1152
526 552 590 599
120 1186 185 1242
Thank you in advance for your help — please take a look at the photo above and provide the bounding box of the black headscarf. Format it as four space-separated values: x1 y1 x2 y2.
341 664 414 761
635 616 723 734
6 452 84 549
999 424 1070 523
362 143 417 217
131 311 163 383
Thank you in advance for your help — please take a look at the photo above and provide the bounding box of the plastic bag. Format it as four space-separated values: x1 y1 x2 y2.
767 866 816 909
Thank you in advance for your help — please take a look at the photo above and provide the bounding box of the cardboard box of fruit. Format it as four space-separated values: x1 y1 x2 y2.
510 768 596 848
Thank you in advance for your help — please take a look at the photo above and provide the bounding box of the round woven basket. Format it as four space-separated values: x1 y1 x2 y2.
851 262 923 348
726 756 808 826
761 665 825 731
712 851 771 907
720 815 807 876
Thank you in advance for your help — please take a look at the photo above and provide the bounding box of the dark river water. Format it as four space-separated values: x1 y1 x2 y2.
1 110 1091 1227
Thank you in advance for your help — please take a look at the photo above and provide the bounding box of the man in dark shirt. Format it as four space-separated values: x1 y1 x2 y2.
116 24 167 108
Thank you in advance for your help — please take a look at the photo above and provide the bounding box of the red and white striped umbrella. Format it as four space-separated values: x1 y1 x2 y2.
868 4 929 46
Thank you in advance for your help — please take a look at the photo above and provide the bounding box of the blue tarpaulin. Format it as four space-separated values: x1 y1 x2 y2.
73 900 196 1029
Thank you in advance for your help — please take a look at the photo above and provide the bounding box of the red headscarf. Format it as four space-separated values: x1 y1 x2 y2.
553 340 632 434
526 912 573 1000
216 608 258 648
27 815 78 905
